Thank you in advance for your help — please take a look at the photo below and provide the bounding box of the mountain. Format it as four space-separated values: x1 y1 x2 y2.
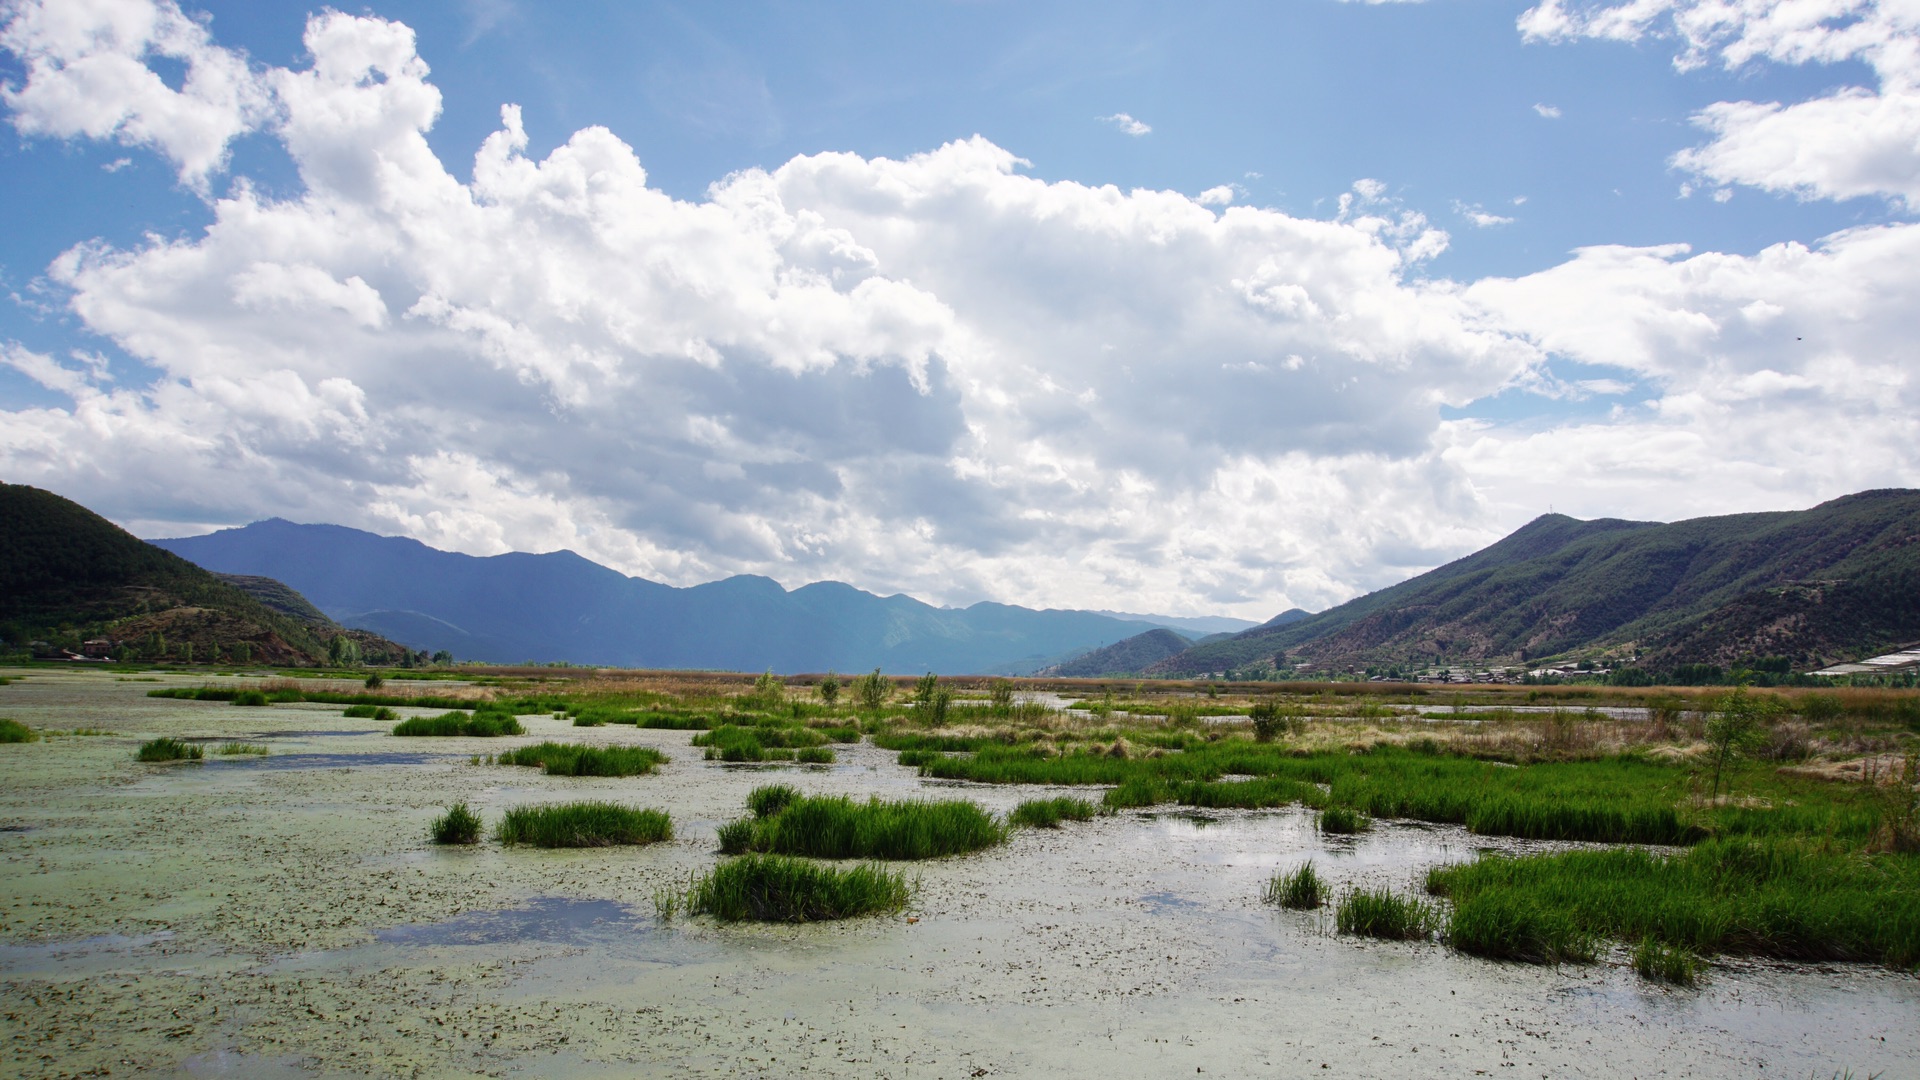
0 484 399 665
1150 489 1920 676
1041 628 1193 677
152 519 1199 674
1083 611 1261 635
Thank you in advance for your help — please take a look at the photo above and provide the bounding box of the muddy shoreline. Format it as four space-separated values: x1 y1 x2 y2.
2 669 1914 1078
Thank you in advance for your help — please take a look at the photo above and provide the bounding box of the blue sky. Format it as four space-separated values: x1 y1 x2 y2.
2 0 1917 617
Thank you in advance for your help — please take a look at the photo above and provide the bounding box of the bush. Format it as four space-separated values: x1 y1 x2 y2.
496 742 668 777
0 719 37 743
675 854 911 921
1318 805 1372 834
231 690 270 707
430 803 483 845
496 802 672 848
1335 888 1437 940
1265 862 1326 910
1009 796 1098 828
136 738 202 762
392 709 525 737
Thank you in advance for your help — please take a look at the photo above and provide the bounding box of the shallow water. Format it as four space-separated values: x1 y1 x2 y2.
1 668 1914 1078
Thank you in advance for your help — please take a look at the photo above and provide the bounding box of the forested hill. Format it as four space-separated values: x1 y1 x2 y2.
1041 628 1193 677
1150 489 1920 676
0 484 389 664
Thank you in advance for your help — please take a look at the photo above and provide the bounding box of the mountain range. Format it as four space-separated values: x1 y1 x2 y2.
152 519 1257 674
1145 489 1920 677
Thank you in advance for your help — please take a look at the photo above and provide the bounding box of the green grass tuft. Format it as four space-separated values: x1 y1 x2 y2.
430 803 483 845
1318 805 1373 834
748 784 802 819
343 704 397 721
723 793 1007 860
1265 861 1326 910
1102 777 1170 809
496 741 668 777
495 802 673 848
213 742 269 756
795 746 836 764
1336 887 1437 940
678 854 911 922
1009 796 1098 828
392 709 525 737
694 724 826 761
230 690 270 707
136 737 203 762
0 718 37 743
1633 939 1704 986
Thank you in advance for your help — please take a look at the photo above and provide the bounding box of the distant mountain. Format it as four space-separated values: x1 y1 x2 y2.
1258 608 1312 629
1150 490 1920 676
0 484 399 665
153 519 1205 674
1041 628 1193 677
1083 611 1261 635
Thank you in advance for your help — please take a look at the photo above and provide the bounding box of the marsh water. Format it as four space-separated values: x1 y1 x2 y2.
1 669 1913 1077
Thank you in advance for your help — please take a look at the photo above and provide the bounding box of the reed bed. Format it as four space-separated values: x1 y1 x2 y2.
1008 796 1099 828
495 802 672 848
136 737 202 762
496 741 668 777
671 854 911 922
719 793 1007 860
392 709 525 737
1426 839 1920 969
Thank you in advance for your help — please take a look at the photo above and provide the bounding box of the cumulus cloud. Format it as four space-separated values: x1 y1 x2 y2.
1099 111 1151 136
1522 0 1920 205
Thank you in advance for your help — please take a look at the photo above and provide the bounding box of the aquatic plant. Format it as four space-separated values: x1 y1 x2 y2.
724 793 1007 860
1335 888 1437 940
495 802 672 848
495 742 668 777
1264 862 1326 910
795 746 836 764
1318 805 1373 834
430 802 483 845
136 737 202 762
230 690 270 707
1633 939 1703 986
213 742 269 755
1009 796 1098 828
678 854 911 922
392 708 524 737
1102 777 1169 809
693 724 826 761
0 718 37 743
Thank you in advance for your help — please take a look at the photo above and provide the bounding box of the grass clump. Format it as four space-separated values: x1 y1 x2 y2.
1318 805 1373 834
1427 839 1920 970
1633 939 1704 986
392 708 524 737
1336 887 1438 940
1102 777 1170 809
214 742 269 756
0 719 38 743
496 802 672 848
723 793 1007 860
231 690 270 707
136 737 203 762
694 724 826 761
343 704 397 721
496 742 668 777
430 803 483 845
748 783 802 818
1009 796 1098 828
677 854 911 922
1265 861 1327 910
795 746 836 764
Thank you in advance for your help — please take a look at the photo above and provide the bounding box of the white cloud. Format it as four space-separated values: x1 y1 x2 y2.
1099 112 1151 136
1532 102 1562 118
1453 200 1515 227
1522 1 1920 206
1196 184 1240 206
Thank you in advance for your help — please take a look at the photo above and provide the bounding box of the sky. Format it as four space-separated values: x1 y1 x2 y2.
1 0 1916 620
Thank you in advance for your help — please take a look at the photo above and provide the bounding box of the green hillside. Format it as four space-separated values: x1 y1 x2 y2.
1153 489 1920 676
1042 628 1191 677
0 484 370 665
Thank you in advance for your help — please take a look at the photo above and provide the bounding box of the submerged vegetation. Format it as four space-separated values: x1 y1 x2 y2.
496 741 668 777
496 802 672 848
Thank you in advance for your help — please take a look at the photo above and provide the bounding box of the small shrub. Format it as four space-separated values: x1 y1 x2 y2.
1335 888 1437 940
1009 796 1098 828
496 802 673 847
679 854 911 922
1248 700 1302 742
364 673 384 690
430 803 483 845
392 709 525 737
1265 862 1326 910
0 719 37 743
231 690 270 707
137 738 203 762
748 784 802 819
214 742 269 755
796 746 836 764
1318 805 1372 834
1634 939 1703 986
